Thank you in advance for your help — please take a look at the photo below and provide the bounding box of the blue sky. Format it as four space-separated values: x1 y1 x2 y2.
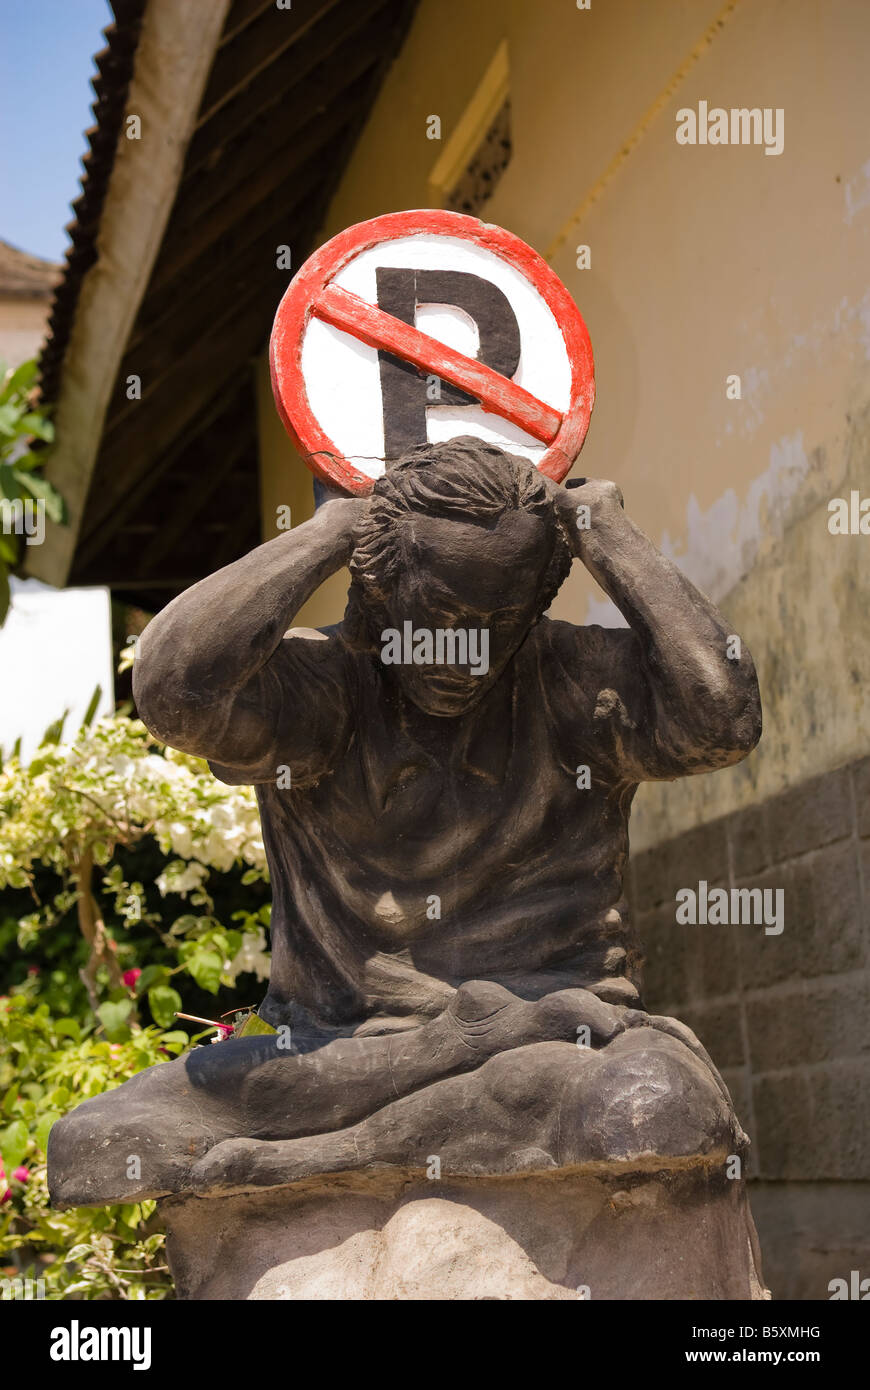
1 0 112 262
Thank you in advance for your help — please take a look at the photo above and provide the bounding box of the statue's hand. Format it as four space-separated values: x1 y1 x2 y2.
543 474 625 558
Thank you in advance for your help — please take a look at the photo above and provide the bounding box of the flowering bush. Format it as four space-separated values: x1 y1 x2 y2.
0 710 274 1297
0 712 269 1025
0 996 188 1298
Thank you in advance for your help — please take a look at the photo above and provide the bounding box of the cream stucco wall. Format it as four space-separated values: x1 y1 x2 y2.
0 296 51 367
255 356 351 627
257 0 870 849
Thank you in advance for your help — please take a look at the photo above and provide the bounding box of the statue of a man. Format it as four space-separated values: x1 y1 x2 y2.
50 438 761 1203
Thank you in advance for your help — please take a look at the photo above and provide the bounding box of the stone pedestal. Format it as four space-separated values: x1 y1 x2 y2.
161 1161 769 1301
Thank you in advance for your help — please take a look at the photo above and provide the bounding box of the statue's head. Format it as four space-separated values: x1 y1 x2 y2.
345 437 573 716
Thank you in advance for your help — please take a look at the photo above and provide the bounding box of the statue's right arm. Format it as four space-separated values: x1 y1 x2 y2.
132 497 366 777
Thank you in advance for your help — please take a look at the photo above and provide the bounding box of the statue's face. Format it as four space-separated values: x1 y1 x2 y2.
383 508 551 716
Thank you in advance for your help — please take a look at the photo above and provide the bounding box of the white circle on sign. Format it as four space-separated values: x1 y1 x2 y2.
300 234 573 481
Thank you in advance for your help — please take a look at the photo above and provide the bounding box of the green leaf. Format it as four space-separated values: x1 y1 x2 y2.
35 1111 61 1152
97 999 133 1042
80 683 102 730
235 1011 276 1038
136 964 169 996
10 447 48 473
186 948 223 995
0 1119 29 1175
19 412 54 442
40 710 68 746
54 1017 81 1041
64 1243 94 1264
0 562 9 625
0 359 37 403
147 985 182 1029
0 463 25 500
0 532 18 565
13 469 65 523
168 913 199 938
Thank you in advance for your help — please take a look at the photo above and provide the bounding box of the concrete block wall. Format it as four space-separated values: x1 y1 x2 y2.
627 757 870 1300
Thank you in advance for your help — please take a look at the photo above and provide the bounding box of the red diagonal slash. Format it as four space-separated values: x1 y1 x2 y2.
313 283 562 445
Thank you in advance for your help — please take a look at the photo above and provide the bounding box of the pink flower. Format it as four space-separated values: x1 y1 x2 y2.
27 966 40 977
12 1167 28 1183
122 967 141 989
0 1190 9 1204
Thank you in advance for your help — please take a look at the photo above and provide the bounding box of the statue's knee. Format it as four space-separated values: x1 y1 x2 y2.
581 1029 736 1161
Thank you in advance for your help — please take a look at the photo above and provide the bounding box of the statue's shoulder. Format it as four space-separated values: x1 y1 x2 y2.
535 615 635 672
278 624 348 669
267 625 353 707
278 623 378 702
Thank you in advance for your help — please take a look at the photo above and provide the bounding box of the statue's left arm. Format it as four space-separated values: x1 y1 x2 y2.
547 478 761 780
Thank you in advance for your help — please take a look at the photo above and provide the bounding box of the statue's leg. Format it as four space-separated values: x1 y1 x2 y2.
48 982 632 1206
190 1025 741 1194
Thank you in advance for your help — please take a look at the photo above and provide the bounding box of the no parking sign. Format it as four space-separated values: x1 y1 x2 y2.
270 209 595 494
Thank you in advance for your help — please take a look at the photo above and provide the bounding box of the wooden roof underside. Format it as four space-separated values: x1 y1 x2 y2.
45 0 417 611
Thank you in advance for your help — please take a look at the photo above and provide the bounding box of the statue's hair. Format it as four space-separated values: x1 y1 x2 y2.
343 436 573 649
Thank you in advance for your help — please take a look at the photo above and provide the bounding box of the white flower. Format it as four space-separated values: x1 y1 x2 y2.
166 822 194 859
155 860 209 897
224 929 271 985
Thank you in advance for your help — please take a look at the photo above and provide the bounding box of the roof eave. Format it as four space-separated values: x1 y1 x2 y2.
25 0 232 588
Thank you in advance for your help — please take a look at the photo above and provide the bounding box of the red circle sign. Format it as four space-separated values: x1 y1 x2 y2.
270 209 595 495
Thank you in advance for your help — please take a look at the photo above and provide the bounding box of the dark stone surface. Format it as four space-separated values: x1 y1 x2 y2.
49 981 745 1205
690 891 742 1000
803 1062 870 1181
676 819 731 887
632 840 675 910
746 977 869 1073
750 1180 870 1300
680 1000 746 1071
49 440 763 1221
765 765 853 863
634 902 690 1012
751 1071 816 1180
728 802 771 879
624 753 870 1293
853 757 870 840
